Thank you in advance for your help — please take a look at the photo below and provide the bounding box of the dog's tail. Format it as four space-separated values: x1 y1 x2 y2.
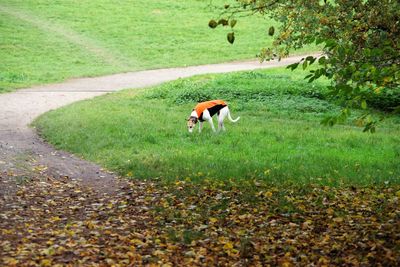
227 109 240 123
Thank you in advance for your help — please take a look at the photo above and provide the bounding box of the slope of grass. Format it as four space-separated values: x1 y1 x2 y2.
33 67 400 186
0 11 117 93
0 0 318 92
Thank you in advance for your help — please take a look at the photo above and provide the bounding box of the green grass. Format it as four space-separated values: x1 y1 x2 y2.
0 0 318 93
33 67 400 187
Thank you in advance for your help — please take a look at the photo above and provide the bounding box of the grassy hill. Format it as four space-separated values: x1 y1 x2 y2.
34 67 400 186
0 0 316 92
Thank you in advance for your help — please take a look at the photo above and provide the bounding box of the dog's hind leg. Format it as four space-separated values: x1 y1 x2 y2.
218 116 226 132
218 108 229 131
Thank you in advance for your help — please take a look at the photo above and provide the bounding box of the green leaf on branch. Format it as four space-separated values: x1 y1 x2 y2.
218 19 229 26
318 57 326 65
302 61 308 70
268 26 275 36
208 20 218 29
361 99 367 109
286 62 299 71
230 19 237 28
227 32 235 44
305 56 316 65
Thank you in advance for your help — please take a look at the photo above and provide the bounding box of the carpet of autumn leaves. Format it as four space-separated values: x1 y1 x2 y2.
1 173 400 266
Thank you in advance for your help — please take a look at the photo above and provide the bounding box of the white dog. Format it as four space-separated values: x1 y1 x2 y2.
187 100 240 133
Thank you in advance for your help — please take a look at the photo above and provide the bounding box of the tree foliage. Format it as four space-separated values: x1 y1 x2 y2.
210 0 400 131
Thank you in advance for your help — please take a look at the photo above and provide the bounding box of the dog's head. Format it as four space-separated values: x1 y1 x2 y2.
187 116 198 133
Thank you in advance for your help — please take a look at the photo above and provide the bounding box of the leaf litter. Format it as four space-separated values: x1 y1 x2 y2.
1 172 399 266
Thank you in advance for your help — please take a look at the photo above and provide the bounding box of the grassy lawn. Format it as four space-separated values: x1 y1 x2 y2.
0 0 317 92
33 67 400 187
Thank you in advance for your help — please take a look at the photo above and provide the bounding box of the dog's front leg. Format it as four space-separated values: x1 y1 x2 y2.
202 109 216 132
199 121 203 133
207 118 216 132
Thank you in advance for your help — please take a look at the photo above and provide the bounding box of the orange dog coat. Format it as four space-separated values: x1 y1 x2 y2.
194 100 227 121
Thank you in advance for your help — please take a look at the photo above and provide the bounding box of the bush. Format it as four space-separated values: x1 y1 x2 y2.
146 70 330 105
367 88 400 112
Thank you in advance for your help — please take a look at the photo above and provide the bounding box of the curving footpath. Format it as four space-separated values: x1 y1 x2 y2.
0 55 315 193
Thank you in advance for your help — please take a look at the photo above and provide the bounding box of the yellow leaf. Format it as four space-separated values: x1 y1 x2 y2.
153 250 165 256
3 257 18 266
85 221 95 229
40 259 52 267
105 258 114 265
231 248 239 255
223 241 234 250
238 214 248 220
50 216 61 222
131 239 144 246
34 165 48 172
327 208 334 215
264 191 273 198
209 217 218 224
281 261 292 267
319 256 330 264
333 217 343 223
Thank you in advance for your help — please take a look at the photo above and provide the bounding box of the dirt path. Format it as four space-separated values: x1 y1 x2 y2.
0 55 314 193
